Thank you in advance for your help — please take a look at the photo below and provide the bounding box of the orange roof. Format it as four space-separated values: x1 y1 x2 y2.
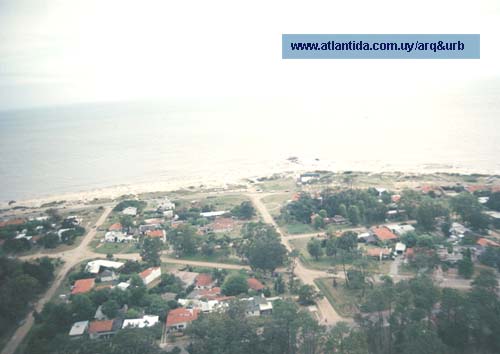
166 308 199 326
89 320 114 333
195 273 214 287
247 278 265 291
214 296 235 302
146 230 165 238
391 194 401 203
72 278 95 295
366 248 391 257
139 267 160 279
0 218 25 228
199 287 221 298
477 238 500 247
95 284 113 291
405 247 415 257
372 226 398 241
108 223 122 231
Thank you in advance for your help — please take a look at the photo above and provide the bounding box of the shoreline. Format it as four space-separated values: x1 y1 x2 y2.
2 165 500 210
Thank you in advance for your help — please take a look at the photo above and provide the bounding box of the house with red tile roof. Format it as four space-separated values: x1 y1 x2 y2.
88 319 122 339
247 278 265 291
71 278 95 295
0 218 25 228
366 248 392 259
166 308 199 332
139 267 161 286
208 217 237 233
195 273 215 289
371 226 398 242
477 238 500 248
145 229 166 242
108 223 122 231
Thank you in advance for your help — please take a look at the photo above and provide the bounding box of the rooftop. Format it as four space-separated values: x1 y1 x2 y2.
71 278 95 295
166 308 199 326
89 320 114 333
247 278 265 291
371 226 398 241
195 273 214 287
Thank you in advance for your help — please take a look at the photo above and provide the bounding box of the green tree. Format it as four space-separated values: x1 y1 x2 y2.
231 201 255 219
141 237 162 266
167 224 198 256
298 284 318 305
458 249 474 279
71 294 95 321
101 299 119 318
221 274 248 296
307 238 324 261
338 204 348 218
348 205 361 225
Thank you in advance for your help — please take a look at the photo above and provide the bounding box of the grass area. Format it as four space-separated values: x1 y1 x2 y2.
174 250 244 265
315 278 361 318
90 239 140 254
255 177 298 193
174 193 249 212
284 223 316 235
261 193 293 217
289 237 333 270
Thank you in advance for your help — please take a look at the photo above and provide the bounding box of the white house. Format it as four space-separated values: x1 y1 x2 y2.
122 315 159 329
449 222 470 238
69 321 89 337
395 242 407 255
104 231 134 243
122 207 137 216
200 211 228 218
139 267 162 286
157 199 175 212
116 282 130 291
387 224 415 236
85 260 124 274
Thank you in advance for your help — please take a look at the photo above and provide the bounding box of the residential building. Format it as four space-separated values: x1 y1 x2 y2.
99 270 117 282
85 260 124 274
68 321 89 338
371 226 398 242
88 319 123 339
122 315 159 329
108 223 122 231
104 230 134 243
449 222 470 238
166 308 200 332
139 267 162 286
200 211 228 218
122 207 137 216
387 224 415 236
172 270 199 288
395 242 406 255
242 295 276 317
145 229 166 242
366 247 392 260
71 278 95 295
195 273 215 289
247 278 265 292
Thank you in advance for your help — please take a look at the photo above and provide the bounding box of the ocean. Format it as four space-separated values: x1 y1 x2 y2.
1 94 500 202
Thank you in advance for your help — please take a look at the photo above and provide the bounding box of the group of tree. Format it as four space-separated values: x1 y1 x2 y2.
281 189 389 227
355 271 500 354
451 193 490 231
113 200 146 213
231 201 256 220
238 222 287 273
0 257 55 336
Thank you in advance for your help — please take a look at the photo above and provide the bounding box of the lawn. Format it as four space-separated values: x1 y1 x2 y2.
91 239 140 254
173 249 244 265
289 237 334 270
254 176 298 193
315 278 362 318
284 223 316 235
261 193 294 217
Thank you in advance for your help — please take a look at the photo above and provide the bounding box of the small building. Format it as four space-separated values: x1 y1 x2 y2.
299 173 320 184
200 211 228 218
331 215 349 225
371 226 398 243
395 242 406 255
188 287 222 300
247 278 265 292
387 224 415 236
242 295 275 317
476 237 500 251
139 267 162 286
157 199 175 212
71 278 95 295
88 319 122 339
122 207 137 216
122 315 159 329
358 232 377 244
166 308 200 332
207 217 237 233
116 282 130 291
195 273 215 289
145 229 166 243
85 260 124 274
366 247 392 260
449 222 470 238
68 320 89 338
104 230 134 243
108 223 123 232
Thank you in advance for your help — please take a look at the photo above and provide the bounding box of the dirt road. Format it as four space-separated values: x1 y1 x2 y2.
247 192 349 325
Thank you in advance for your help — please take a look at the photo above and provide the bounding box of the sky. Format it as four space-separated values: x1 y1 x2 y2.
0 0 499 110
